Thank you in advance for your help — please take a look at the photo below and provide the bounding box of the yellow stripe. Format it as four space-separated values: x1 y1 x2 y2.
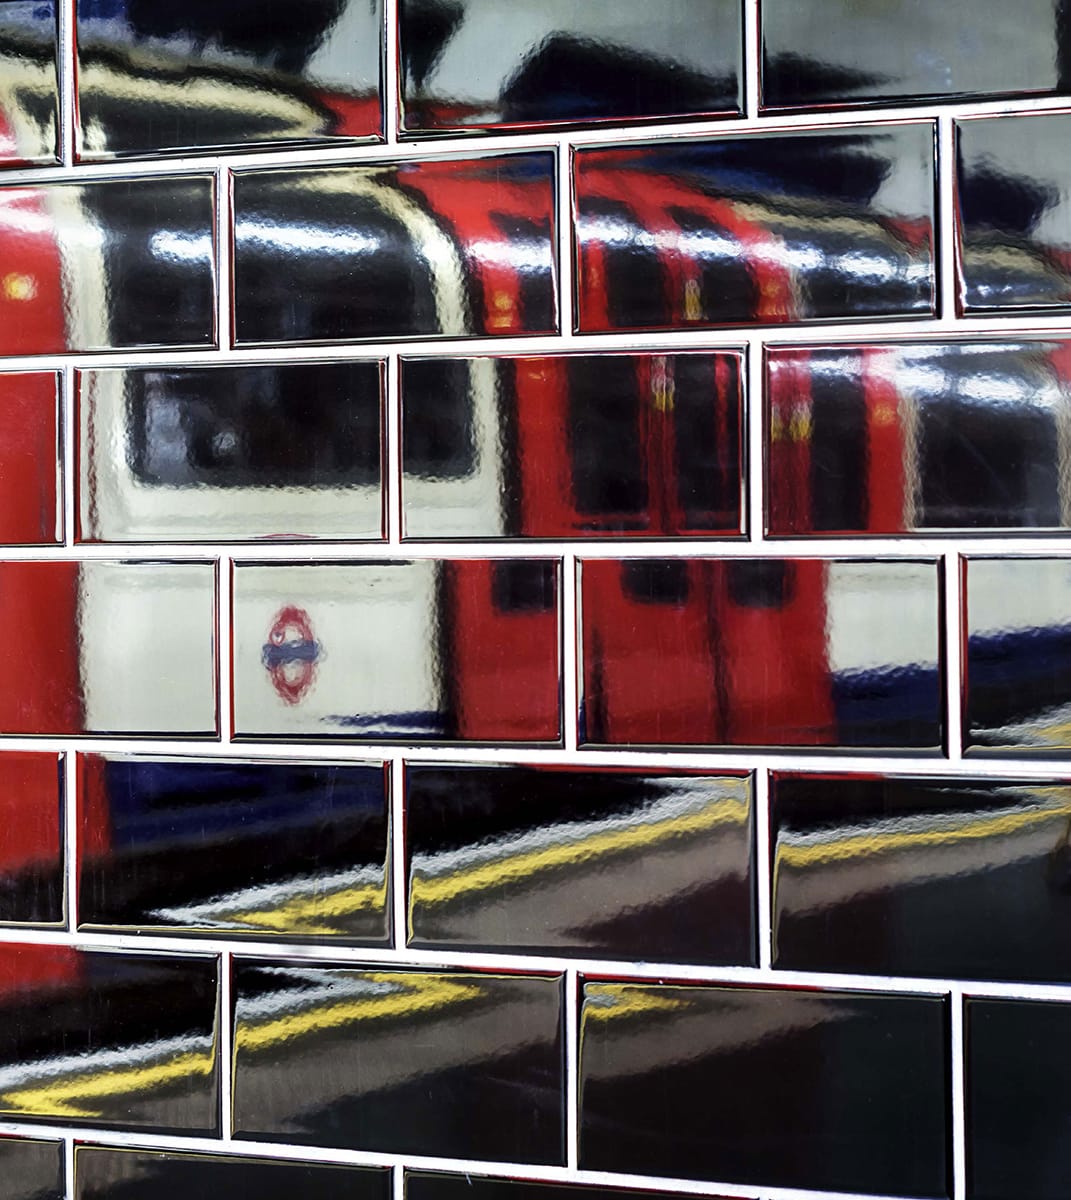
582 984 690 1024
228 880 388 936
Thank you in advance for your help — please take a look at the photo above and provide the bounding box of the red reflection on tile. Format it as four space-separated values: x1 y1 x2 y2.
0 373 58 544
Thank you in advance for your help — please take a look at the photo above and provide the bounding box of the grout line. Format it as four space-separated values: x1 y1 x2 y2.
383 0 400 143
217 558 233 745
743 0 761 118
64 1135 75 1200
390 759 407 949
63 750 77 932
943 553 964 762
562 555 578 751
746 336 764 542
215 167 234 353
393 1163 406 1200
219 948 233 1141
556 138 574 337
950 989 967 1200
56 0 75 166
936 115 960 322
754 769 772 970
386 355 402 543
61 364 75 546
564 967 579 1170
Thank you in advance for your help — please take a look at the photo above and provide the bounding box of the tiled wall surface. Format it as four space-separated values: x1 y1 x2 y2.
2 1 1071 1198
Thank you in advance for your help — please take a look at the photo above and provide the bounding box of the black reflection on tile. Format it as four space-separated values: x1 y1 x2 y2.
232 961 564 1162
78 361 384 542
0 174 215 355
0 945 218 1133
0 0 58 167
75 0 383 159
965 557 1071 752
75 1145 389 1200
957 114 1071 313
78 756 390 943
762 0 1068 109
406 1172 733 1200
574 125 935 333
767 340 1071 534
772 773 1071 982
0 1136 63 1200
401 353 744 538
580 558 943 750
233 155 557 346
967 996 1071 1200
580 980 949 1197
406 764 753 964
0 754 63 928
399 0 741 133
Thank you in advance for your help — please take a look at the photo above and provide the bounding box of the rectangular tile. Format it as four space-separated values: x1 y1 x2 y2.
772 772 1071 982
761 0 1066 109
957 113 1071 314
75 0 383 159
232 559 561 742
0 1135 63 1200
573 124 935 332
78 756 390 942
0 560 217 737
401 353 744 539
0 174 215 355
0 1 59 167
74 1145 389 1200
0 944 218 1133
399 0 741 133
232 961 564 1162
0 753 62 928
406 1172 734 1200
966 996 1071 1200
406 764 753 964
964 556 1071 752
580 979 949 1196
579 558 943 749
233 154 557 346
77 362 384 542
767 340 1071 534
0 373 59 544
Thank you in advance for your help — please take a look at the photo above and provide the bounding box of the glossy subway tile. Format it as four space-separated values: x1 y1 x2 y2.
0 560 217 737
966 995 1071 1200
77 755 390 942
398 0 742 134
0 752 63 928
74 1144 390 1200
0 174 216 356
0 0 59 168
766 339 1071 535
232 960 565 1162
231 559 561 743
964 556 1071 753
957 112 1071 314
579 557 943 750
761 0 1070 110
405 1171 734 1200
771 771 1071 982
77 362 384 543
0 1135 63 1200
579 978 950 1197
75 0 383 160
400 352 745 540
0 943 218 1133
0 371 59 545
232 153 558 347
572 123 936 333
405 763 754 964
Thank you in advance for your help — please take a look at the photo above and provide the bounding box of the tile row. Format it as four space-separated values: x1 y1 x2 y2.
7 0 1071 163
0 949 1064 1197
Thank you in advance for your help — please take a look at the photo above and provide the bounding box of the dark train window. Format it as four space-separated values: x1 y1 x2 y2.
492 560 557 613
728 560 793 608
402 358 477 480
621 559 690 606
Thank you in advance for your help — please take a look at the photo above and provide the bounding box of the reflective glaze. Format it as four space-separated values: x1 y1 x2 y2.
401 353 744 539
0 372 59 544
579 558 942 749
233 155 557 346
74 1146 390 1200
964 557 1071 752
573 125 936 333
0 1136 63 1200
0 561 216 737
75 0 383 159
0 944 218 1132
232 559 560 742
232 962 564 1161
0 175 215 356
0 754 62 928
78 362 384 542
0 1 58 167
967 997 1071 1200
77 756 390 942
399 0 741 134
772 772 1071 982
957 113 1071 313
406 1172 730 1200
762 0 1069 110
766 340 1071 534
405 764 753 963
579 980 949 1196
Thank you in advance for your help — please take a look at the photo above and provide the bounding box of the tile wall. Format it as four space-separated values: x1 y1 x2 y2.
0 0 1069 1197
